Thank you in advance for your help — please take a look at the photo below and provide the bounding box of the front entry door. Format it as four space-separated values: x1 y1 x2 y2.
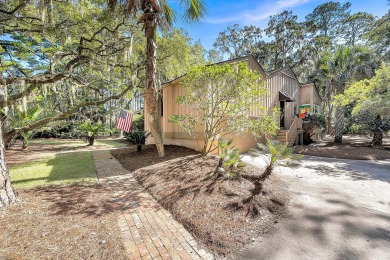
280 101 285 128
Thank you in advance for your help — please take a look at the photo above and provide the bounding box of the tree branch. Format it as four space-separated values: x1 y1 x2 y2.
5 83 134 138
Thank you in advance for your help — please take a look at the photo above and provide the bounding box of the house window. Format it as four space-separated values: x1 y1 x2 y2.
313 105 321 114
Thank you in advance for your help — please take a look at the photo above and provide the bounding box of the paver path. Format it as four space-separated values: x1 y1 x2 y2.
92 150 214 260
238 155 390 260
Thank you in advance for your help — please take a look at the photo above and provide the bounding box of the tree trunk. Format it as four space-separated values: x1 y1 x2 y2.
372 131 383 146
0 125 18 208
372 115 383 146
88 135 95 146
22 138 28 149
334 106 344 143
326 116 333 135
144 13 164 158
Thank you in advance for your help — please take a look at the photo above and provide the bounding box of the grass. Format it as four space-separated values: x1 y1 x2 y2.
95 139 129 148
10 151 97 189
30 138 129 148
30 139 84 145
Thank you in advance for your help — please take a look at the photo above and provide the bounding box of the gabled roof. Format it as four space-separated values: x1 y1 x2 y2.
161 55 266 86
266 66 301 84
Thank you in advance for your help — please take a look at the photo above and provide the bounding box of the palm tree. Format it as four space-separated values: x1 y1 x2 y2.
317 46 373 143
109 0 206 157
8 106 43 149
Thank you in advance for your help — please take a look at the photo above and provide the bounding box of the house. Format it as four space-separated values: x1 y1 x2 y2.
144 55 322 153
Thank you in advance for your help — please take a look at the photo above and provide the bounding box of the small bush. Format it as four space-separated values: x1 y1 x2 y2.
216 138 245 177
125 115 145 144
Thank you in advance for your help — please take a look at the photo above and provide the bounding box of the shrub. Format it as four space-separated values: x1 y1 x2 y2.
79 120 107 145
249 139 302 181
216 138 245 177
125 115 145 144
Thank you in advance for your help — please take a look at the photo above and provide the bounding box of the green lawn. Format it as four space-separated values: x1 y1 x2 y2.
10 151 97 189
30 138 129 148
94 139 129 148
30 139 85 145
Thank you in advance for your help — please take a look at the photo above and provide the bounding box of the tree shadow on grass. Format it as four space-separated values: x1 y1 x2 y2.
11 151 96 189
30 147 201 218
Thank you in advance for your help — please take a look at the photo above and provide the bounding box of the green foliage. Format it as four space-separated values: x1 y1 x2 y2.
249 139 302 179
79 120 107 138
307 114 327 130
369 10 390 60
336 63 390 143
158 29 206 82
216 138 245 178
7 105 45 149
0 0 144 143
7 105 43 129
266 10 304 68
79 120 107 145
305 1 351 40
341 12 375 46
212 24 264 61
125 115 149 145
170 61 278 154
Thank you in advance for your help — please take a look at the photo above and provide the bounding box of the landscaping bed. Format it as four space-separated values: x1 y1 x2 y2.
0 184 128 259
112 145 289 257
294 135 390 160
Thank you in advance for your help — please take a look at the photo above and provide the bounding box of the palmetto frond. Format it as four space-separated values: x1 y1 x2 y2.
108 0 205 28
249 138 302 166
180 0 206 23
8 106 43 129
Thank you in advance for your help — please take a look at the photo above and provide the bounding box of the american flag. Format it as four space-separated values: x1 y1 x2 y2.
116 109 133 132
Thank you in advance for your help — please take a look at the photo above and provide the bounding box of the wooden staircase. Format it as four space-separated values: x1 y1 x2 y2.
275 118 303 146
275 129 296 146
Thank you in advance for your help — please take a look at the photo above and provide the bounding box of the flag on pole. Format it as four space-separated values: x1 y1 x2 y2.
116 109 133 133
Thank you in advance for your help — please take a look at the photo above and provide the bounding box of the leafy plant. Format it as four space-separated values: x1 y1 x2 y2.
249 139 302 181
307 114 327 130
170 61 278 155
20 131 33 150
7 106 43 149
216 138 245 177
125 115 152 151
335 63 390 145
132 131 151 152
79 120 107 146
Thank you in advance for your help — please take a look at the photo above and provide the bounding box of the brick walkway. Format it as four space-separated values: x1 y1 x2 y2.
92 150 214 260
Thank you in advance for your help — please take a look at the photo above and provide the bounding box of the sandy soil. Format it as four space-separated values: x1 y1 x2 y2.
112 145 289 257
294 135 390 160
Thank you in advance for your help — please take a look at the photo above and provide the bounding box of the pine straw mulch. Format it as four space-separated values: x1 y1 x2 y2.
294 135 390 160
0 184 128 260
112 145 289 257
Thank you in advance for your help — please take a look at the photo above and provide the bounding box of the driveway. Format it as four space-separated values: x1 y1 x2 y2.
238 155 390 260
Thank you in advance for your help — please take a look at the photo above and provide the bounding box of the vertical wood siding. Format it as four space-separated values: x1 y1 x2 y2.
145 56 304 142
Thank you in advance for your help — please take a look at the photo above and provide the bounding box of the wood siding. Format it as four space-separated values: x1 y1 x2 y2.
145 56 317 152
265 69 300 129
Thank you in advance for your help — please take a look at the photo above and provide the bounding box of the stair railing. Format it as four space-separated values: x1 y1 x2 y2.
285 117 301 145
